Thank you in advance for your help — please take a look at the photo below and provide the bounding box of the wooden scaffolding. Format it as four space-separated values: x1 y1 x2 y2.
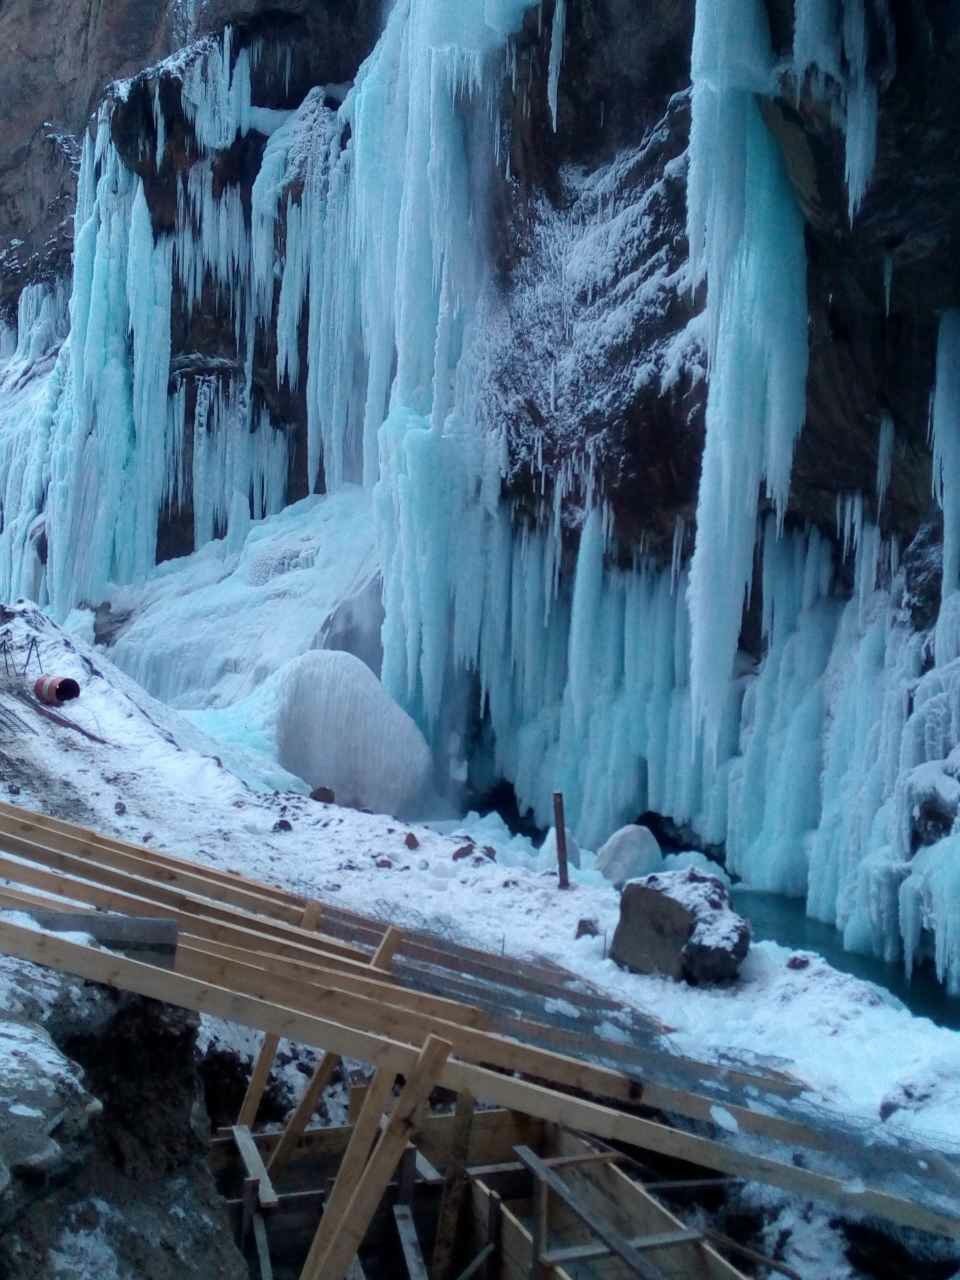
0 801 955 1279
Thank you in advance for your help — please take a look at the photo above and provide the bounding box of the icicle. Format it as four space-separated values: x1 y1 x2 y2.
931 312 960 601
884 253 893 316
876 414 894 513
687 0 808 752
547 0 566 132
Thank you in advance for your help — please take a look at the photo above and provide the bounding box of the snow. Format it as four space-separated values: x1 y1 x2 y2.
0 604 955 1179
104 487 379 710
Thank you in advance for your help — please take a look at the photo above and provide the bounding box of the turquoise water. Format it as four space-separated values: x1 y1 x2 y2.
732 890 960 1032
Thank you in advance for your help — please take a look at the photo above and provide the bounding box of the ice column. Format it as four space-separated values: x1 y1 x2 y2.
686 0 809 751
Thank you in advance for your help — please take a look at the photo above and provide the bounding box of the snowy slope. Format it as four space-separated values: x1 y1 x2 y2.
0 602 959 1173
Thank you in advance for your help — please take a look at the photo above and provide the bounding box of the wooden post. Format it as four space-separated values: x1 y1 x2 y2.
302 1036 452 1280
372 925 404 971
431 1089 475 1280
238 1032 281 1127
298 1067 398 1276
552 793 570 890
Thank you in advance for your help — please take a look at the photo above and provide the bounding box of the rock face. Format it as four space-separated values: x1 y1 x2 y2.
611 867 751 984
596 824 663 887
0 950 245 1279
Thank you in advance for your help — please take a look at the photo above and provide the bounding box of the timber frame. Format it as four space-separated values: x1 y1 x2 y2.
0 802 956 1279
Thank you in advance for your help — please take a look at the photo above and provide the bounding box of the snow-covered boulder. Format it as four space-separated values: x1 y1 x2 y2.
596 824 662 886
611 867 750 985
276 650 433 817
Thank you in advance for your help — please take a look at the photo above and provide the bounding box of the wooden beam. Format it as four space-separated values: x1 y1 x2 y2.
305 1036 452 1280
300 1067 399 1275
372 925 404 971
517 1144 663 1280
394 1205 430 1280
2 920 955 1242
232 1125 280 1210
176 940 647 1111
549 1130 744 1280
0 852 388 976
542 1231 702 1265
301 901 323 931
239 1033 281 1127
179 937 490 1030
252 1213 274 1280
0 799 301 906
0 810 309 926
0 827 365 963
178 938 824 1160
431 1090 475 1280
268 1051 341 1173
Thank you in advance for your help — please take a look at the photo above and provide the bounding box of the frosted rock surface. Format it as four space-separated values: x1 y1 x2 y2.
596 824 662 887
276 650 432 817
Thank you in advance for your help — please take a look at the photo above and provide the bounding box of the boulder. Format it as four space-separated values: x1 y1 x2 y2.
276 650 433 818
596 824 662 887
611 867 750 985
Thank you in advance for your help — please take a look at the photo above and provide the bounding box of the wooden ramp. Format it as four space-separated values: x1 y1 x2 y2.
0 803 957 1280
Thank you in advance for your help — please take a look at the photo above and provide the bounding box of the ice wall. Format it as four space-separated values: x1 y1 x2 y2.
0 0 957 986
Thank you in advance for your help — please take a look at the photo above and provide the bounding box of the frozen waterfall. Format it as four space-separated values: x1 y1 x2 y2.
1 0 959 990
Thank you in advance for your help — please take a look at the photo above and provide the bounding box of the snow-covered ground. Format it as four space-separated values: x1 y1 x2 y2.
0 601 959 1176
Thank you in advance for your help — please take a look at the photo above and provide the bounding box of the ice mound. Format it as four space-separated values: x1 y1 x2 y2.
276 650 433 817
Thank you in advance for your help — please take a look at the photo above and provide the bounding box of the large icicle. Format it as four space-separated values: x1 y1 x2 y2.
686 0 809 750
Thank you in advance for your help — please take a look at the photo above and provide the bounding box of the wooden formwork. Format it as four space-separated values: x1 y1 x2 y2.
0 802 957 1280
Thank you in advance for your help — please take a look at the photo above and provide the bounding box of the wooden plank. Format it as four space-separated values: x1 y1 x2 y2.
394 1204 430 1280
301 901 323 931
175 939 651 1112
372 925 404 971
232 1125 280 1210
543 1232 702 1265
305 1036 452 1280
179 940 821 1159
268 1051 341 1173
3 919 956 1243
0 901 177 962
0 799 302 906
0 853 389 976
516 1145 662 1280
179 937 491 1030
0 810 311 928
431 1089 475 1280
252 1212 274 1280
238 1033 281 1127
300 1067 399 1275
549 1130 743 1280
531 1172 550 1280
209 1108 539 1176
0 828 365 963
470 1180 574 1280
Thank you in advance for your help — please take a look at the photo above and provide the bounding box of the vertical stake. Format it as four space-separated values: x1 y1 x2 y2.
552 792 570 890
